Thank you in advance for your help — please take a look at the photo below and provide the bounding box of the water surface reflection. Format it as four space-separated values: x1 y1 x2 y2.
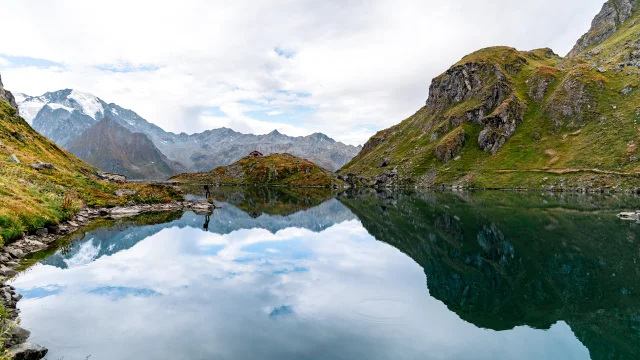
13 189 640 359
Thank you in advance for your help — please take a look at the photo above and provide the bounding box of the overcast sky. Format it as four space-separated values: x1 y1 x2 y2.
0 0 605 145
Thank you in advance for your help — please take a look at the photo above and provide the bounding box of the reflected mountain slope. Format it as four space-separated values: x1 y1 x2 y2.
41 198 355 269
182 185 337 216
339 190 640 360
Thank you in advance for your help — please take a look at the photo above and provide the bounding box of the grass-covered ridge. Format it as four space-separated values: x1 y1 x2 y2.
340 2 640 190
0 96 183 245
171 153 347 188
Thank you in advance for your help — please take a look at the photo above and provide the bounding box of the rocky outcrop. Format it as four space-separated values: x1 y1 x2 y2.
568 0 638 58
427 58 525 154
426 61 514 112
30 162 56 171
478 96 525 153
544 71 599 129
526 67 558 103
0 73 18 111
435 127 466 162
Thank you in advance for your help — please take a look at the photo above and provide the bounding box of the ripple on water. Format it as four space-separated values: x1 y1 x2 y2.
349 297 426 325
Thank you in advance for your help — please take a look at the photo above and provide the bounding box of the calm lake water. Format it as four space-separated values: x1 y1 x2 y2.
9 187 640 360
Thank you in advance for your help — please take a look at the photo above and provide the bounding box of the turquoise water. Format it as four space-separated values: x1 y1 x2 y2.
10 189 640 359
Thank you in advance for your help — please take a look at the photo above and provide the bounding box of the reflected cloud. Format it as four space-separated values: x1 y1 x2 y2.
8 191 595 360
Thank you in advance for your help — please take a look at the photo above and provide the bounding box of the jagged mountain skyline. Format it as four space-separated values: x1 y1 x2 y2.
14 89 362 174
0 1 606 147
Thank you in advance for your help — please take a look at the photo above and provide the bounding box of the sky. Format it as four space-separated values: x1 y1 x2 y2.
0 0 605 145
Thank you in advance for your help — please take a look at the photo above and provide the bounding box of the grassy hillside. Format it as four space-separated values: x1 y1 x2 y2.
0 94 183 245
171 153 347 188
340 1 640 190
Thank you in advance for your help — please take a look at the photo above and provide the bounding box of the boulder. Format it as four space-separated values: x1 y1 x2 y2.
378 158 391 168
30 163 56 171
6 325 30 347
8 154 20 164
115 189 137 197
34 228 48 237
7 248 24 259
97 172 127 184
0 265 17 277
8 343 48 360
618 212 640 221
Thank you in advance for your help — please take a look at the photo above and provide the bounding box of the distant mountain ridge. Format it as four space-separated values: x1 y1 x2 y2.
15 91 362 174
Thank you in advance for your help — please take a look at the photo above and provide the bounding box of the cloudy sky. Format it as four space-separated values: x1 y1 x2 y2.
0 0 604 145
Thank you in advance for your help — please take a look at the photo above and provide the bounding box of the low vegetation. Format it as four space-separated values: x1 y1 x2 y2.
171 153 347 188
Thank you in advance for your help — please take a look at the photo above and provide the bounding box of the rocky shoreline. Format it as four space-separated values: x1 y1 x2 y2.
0 199 217 359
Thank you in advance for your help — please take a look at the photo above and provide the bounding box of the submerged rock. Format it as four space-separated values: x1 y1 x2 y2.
8 343 48 360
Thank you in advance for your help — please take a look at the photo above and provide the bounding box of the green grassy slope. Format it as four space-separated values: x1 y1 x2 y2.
0 92 183 245
340 1 640 190
171 153 347 188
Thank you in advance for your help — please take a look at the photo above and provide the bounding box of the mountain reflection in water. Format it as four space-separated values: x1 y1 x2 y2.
11 188 640 360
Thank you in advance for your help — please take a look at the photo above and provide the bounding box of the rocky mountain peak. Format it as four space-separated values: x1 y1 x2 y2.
567 0 639 58
0 73 19 111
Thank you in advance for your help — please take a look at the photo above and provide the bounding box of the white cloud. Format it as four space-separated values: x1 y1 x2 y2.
0 0 605 145
0 56 10 67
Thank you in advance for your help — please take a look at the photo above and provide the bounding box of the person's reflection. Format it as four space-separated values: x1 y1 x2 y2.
203 212 211 231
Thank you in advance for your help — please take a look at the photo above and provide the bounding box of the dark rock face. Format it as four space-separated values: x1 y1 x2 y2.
478 96 525 153
427 60 525 154
427 62 513 113
69 118 185 180
31 104 96 148
568 0 638 58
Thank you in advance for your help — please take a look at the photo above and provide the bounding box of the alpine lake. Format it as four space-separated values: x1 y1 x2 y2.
8 186 640 360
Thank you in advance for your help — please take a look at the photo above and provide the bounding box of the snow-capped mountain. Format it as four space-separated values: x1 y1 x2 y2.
16 90 362 173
